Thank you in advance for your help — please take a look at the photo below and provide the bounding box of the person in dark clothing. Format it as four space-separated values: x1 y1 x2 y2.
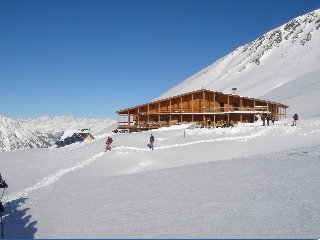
0 174 8 188
261 115 266 126
292 113 298 126
149 134 155 150
266 115 270 126
271 115 275 125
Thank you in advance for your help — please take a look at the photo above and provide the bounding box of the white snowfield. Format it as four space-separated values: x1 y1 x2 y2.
1 118 320 238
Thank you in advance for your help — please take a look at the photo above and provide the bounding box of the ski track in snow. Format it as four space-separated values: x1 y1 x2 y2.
4 152 105 202
4 128 271 202
114 128 269 151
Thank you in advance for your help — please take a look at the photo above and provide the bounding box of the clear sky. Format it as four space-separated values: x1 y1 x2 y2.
1 0 319 120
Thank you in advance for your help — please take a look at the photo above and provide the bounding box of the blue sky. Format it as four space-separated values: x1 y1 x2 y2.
1 0 319 120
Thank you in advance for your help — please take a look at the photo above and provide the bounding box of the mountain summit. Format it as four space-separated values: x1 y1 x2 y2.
155 9 320 117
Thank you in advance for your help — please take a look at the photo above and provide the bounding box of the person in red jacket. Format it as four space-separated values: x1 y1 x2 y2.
105 137 113 151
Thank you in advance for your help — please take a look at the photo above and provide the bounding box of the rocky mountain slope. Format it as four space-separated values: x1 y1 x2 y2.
0 116 115 152
0 116 51 152
19 116 115 144
155 9 320 117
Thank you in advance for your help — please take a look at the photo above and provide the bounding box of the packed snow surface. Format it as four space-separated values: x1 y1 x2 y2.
1 118 320 238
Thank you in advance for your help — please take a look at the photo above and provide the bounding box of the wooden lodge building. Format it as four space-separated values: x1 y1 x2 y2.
116 89 288 131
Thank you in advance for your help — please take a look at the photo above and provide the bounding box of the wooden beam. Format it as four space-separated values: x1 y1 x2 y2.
202 89 205 122
169 99 172 125
208 91 211 112
148 104 150 129
127 111 130 129
285 107 287 118
213 93 216 113
191 93 194 122
180 96 183 123
213 92 216 127
138 108 140 128
240 97 243 122
158 102 161 122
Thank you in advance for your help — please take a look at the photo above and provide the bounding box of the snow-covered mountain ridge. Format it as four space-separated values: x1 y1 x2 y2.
155 9 320 117
0 116 115 152
0 116 51 152
20 116 115 137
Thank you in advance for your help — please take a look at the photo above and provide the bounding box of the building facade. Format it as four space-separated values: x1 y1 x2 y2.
116 89 288 131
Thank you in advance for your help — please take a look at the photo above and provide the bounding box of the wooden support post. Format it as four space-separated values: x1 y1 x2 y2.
148 104 150 129
213 93 216 112
285 107 287 118
202 90 205 122
137 108 140 128
158 102 161 123
127 111 130 129
240 97 243 122
213 93 216 126
169 99 172 125
180 96 183 123
209 91 211 112
191 93 194 122
228 96 230 123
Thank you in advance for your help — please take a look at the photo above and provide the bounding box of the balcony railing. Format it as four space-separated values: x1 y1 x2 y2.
139 106 269 114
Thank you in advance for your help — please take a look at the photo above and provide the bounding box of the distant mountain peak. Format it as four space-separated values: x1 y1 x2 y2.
0 116 115 152
0 116 50 152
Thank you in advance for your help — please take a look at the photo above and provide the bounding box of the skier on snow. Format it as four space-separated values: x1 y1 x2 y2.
148 134 155 150
105 137 113 151
292 113 298 126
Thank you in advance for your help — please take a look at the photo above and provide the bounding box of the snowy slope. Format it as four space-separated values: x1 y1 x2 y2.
1 118 320 238
155 9 320 118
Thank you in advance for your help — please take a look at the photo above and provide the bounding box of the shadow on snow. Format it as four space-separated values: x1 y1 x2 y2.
2 197 37 238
